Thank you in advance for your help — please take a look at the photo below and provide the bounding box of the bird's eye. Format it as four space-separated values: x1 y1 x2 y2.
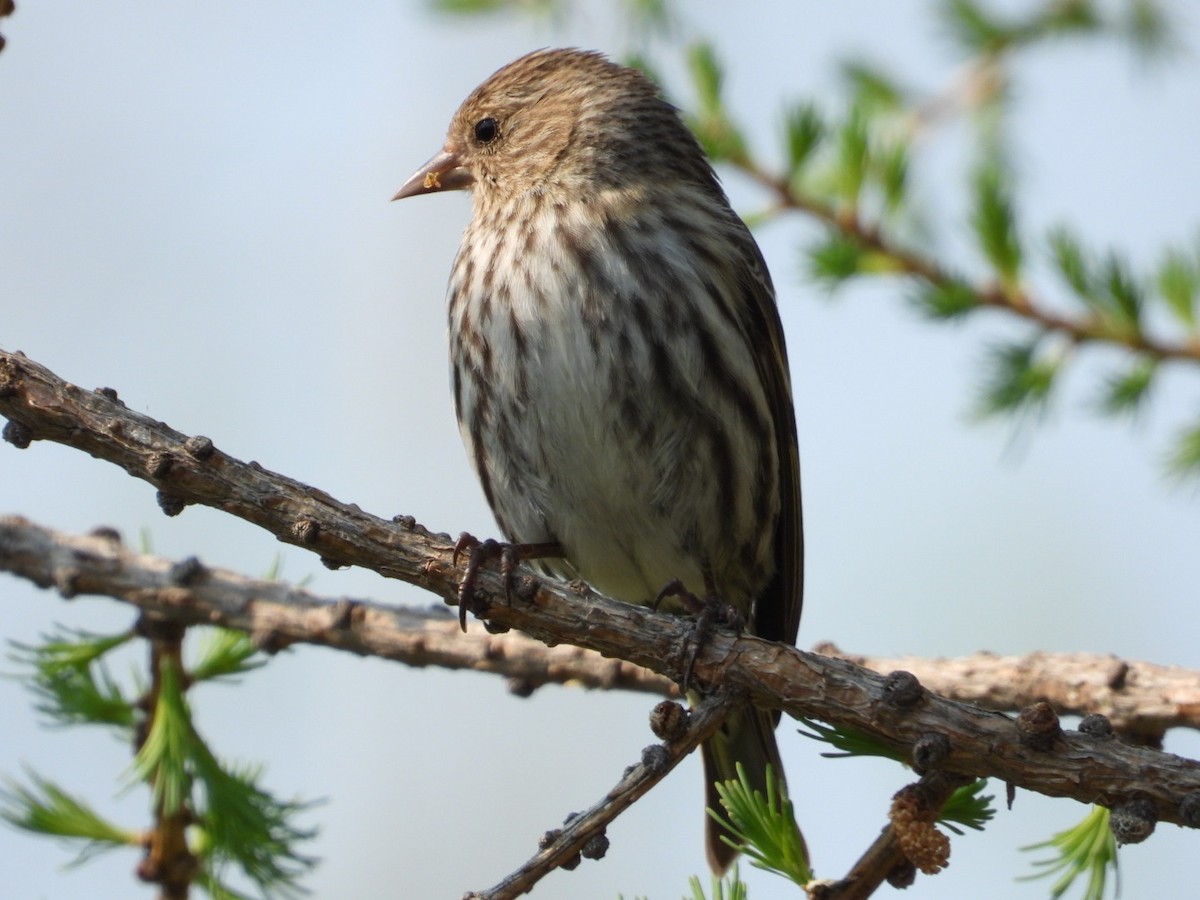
474 117 499 144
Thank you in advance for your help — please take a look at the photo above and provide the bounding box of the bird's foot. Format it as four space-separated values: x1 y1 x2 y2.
655 579 744 692
452 533 562 632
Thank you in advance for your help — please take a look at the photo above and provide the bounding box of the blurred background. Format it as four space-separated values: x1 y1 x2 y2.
2 1 1198 897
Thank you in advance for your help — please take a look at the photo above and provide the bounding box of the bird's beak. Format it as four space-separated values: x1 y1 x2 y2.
392 147 473 200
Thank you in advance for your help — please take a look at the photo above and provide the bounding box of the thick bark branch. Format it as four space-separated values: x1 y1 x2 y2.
4 511 1198 738
0 513 671 696
819 644 1199 743
3 346 1200 836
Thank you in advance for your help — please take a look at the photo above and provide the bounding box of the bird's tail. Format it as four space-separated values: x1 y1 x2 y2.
701 706 806 875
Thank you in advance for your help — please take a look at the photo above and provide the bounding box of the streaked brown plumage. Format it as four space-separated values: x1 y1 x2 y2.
395 48 804 873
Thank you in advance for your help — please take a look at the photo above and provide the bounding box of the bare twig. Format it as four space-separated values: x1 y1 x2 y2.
465 692 737 900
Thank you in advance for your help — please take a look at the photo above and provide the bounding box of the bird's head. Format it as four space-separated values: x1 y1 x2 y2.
394 48 713 206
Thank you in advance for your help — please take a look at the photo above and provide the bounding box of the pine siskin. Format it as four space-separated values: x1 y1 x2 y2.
395 48 804 873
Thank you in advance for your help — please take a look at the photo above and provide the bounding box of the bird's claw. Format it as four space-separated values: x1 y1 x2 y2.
452 533 563 632
453 533 503 631
655 580 743 692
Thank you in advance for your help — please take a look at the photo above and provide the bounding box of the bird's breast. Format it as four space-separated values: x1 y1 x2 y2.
446 199 779 605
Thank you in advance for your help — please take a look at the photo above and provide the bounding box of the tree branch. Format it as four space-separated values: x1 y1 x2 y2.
0 513 673 697
735 160 1200 366
466 692 737 900
4 511 1198 740
819 643 1200 743
3 347 1200 837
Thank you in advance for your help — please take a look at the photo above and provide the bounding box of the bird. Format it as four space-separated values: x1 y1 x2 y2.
393 47 804 874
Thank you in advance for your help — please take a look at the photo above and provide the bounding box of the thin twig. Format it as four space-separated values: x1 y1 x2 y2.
465 691 737 900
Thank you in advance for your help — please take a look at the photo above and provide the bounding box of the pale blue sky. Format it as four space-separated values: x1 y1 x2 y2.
3 2 1199 898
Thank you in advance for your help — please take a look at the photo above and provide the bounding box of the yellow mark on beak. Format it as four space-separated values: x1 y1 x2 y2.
424 171 442 190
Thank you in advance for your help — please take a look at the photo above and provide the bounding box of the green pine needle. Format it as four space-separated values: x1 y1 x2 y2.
835 105 870 205
783 102 825 177
797 718 906 761
430 0 558 15
686 42 724 115
9 629 137 730
193 870 259 900
8 618 318 896
617 869 749 900
807 232 865 287
707 764 811 886
875 141 910 212
1020 805 1118 900
939 779 995 835
1048 226 1096 301
798 721 995 834
840 59 907 111
1157 247 1199 329
190 628 265 684
193 755 319 896
1099 252 1144 332
971 159 1022 285
126 657 318 895
976 339 1060 419
1122 0 1177 59
1050 230 1156 335
939 0 1158 54
686 111 747 165
1034 0 1101 37
1096 359 1157 416
10 627 133 672
0 770 140 864
683 45 747 163
913 280 980 320
624 53 664 90
684 869 749 900
130 656 194 816
1167 421 1200 479
939 0 1008 53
